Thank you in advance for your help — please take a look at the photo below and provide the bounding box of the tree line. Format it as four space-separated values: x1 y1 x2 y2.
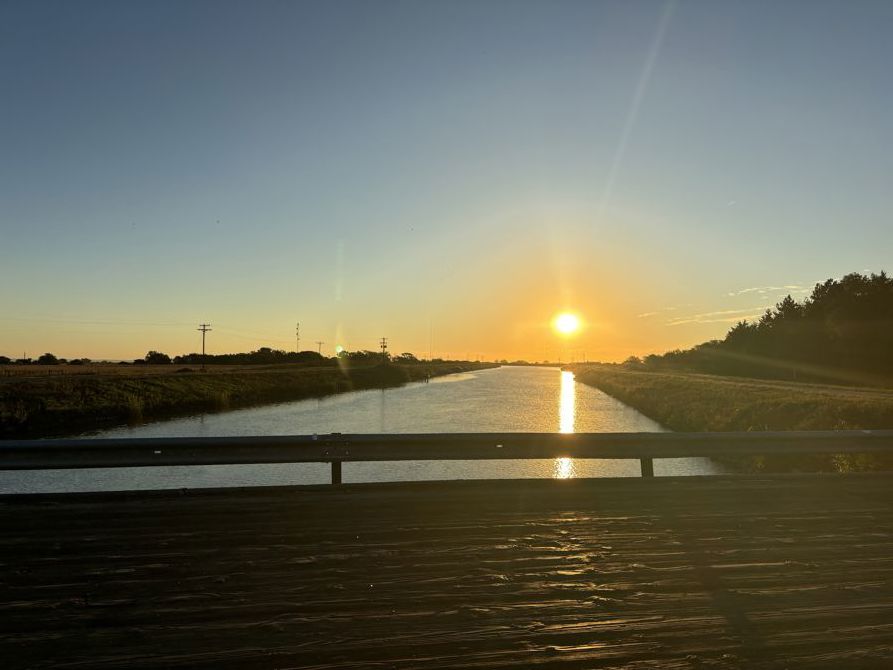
171 348 426 366
1 347 444 367
0 353 93 366
624 272 893 384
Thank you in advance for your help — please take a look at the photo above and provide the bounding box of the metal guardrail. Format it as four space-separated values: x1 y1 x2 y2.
2 430 893 483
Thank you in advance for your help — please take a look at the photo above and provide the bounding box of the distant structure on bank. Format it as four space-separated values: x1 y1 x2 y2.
197 323 212 370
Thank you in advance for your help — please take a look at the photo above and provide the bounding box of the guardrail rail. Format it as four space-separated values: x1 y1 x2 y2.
2 430 893 484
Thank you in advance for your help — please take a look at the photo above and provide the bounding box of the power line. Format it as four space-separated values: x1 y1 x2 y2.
380 337 388 359
315 340 324 355
211 329 292 347
295 322 300 354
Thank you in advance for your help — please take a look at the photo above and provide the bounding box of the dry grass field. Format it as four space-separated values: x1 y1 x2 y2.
573 365 893 472
0 363 324 378
573 365 893 432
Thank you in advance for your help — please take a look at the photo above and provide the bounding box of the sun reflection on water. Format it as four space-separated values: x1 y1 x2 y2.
555 370 576 478
554 456 575 479
559 370 575 434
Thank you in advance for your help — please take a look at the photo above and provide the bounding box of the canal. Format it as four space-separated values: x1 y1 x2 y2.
1 366 725 492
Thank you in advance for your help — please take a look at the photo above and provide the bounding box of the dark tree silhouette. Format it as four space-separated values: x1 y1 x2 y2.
633 272 893 384
173 348 331 366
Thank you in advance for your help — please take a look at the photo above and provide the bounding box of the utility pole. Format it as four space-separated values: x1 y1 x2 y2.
315 340 324 355
295 322 300 354
379 337 388 360
197 323 212 371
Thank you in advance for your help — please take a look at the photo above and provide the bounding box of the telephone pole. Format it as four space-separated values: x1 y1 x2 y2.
315 340 324 355
197 323 212 370
295 322 300 354
379 337 388 359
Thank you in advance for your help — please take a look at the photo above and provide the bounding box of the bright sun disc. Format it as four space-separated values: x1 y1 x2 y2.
553 312 581 335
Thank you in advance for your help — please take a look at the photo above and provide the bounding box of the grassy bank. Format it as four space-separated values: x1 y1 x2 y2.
573 364 893 472
0 362 496 438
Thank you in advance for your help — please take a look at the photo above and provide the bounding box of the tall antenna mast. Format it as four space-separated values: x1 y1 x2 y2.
295 322 300 354
380 337 388 359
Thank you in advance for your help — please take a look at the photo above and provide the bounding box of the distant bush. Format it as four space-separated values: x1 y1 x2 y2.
144 351 172 365
347 362 410 388
173 347 332 366
338 350 388 365
37 353 59 365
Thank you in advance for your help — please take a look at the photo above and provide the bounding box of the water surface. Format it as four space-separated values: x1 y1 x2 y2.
2 366 725 493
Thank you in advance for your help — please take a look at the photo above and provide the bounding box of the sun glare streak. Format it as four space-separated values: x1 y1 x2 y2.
597 0 676 218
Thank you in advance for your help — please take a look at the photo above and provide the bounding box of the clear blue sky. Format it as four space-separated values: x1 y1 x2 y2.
2 0 892 360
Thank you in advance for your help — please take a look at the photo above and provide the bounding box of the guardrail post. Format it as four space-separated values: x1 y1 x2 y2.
331 460 342 485
640 458 654 478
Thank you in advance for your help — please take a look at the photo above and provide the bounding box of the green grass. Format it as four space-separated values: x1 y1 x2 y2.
573 365 893 472
0 362 495 438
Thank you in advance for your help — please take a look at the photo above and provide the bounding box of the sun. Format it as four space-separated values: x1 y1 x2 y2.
553 312 581 336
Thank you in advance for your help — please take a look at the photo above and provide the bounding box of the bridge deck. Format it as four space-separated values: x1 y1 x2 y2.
2 474 893 668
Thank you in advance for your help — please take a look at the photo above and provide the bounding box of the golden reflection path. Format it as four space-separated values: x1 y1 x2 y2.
554 370 577 479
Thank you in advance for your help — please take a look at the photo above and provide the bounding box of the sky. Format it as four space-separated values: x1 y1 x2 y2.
2 0 892 362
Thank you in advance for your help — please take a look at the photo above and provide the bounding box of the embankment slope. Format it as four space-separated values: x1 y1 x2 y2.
0 362 495 438
574 365 893 471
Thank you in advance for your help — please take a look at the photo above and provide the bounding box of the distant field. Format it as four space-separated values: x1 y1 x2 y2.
0 362 328 379
0 362 495 438
573 365 893 472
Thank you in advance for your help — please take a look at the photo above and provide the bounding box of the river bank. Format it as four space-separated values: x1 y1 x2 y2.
572 364 893 471
0 362 496 439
